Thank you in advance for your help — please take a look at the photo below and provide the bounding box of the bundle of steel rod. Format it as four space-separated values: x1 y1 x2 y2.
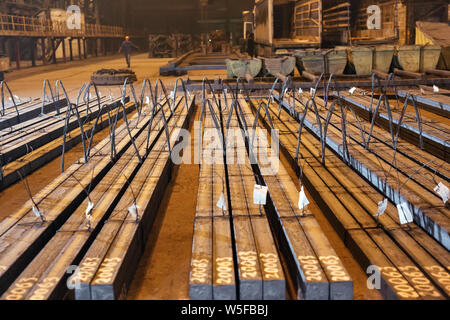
250 94 449 300
274 88 449 251
0 89 180 298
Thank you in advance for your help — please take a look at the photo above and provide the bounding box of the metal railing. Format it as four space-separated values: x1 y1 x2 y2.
0 14 124 38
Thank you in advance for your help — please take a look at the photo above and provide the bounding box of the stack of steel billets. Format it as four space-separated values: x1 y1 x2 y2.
276 91 450 251
236 97 353 300
0 98 66 131
222 95 286 300
73 96 194 300
397 88 450 117
252 96 449 300
0 95 182 299
336 91 449 161
0 97 131 190
189 100 236 300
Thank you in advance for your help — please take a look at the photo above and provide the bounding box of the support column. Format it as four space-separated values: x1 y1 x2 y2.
83 38 87 59
31 38 36 67
51 38 57 64
62 38 66 63
14 38 20 70
77 38 82 60
94 38 98 57
103 38 107 56
41 38 47 65
69 38 73 61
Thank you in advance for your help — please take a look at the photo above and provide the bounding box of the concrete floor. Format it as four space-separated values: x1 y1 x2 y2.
0 53 381 300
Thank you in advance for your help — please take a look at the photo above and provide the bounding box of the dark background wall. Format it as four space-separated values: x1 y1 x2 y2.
100 0 254 36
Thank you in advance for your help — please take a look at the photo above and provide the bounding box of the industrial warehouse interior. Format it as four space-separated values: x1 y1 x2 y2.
0 0 449 308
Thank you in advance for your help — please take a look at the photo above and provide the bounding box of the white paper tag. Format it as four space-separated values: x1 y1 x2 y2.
145 96 150 105
121 97 126 106
224 89 228 96
374 198 388 217
420 88 426 95
283 88 288 96
32 206 42 218
216 192 227 211
310 88 315 96
109 92 114 101
397 202 413 225
170 91 175 100
14 95 19 100
85 201 94 220
128 203 140 218
253 184 268 205
349 87 357 95
298 88 303 94
433 85 439 93
298 186 310 210
434 182 449 204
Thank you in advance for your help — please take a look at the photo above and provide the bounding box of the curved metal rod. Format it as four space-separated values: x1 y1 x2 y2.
201 77 220 111
41 79 56 115
85 102 113 161
121 77 140 114
155 78 173 113
61 82 88 173
277 76 291 117
82 81 103 116
1 81 19 120
250 100 275 163
140 78 156 110
145 100 163 153
173 78 190 112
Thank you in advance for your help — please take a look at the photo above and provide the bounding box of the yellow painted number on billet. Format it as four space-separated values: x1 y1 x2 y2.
260 253 280 280
215 257 233 285
379 267 420 299
191 259 209 284
5 277 38 300
28 277 60 300
94 257 122 285
397 266 442 298
319 256 350 282
78 258 101 282
298 256 322 282
238 251 258 279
